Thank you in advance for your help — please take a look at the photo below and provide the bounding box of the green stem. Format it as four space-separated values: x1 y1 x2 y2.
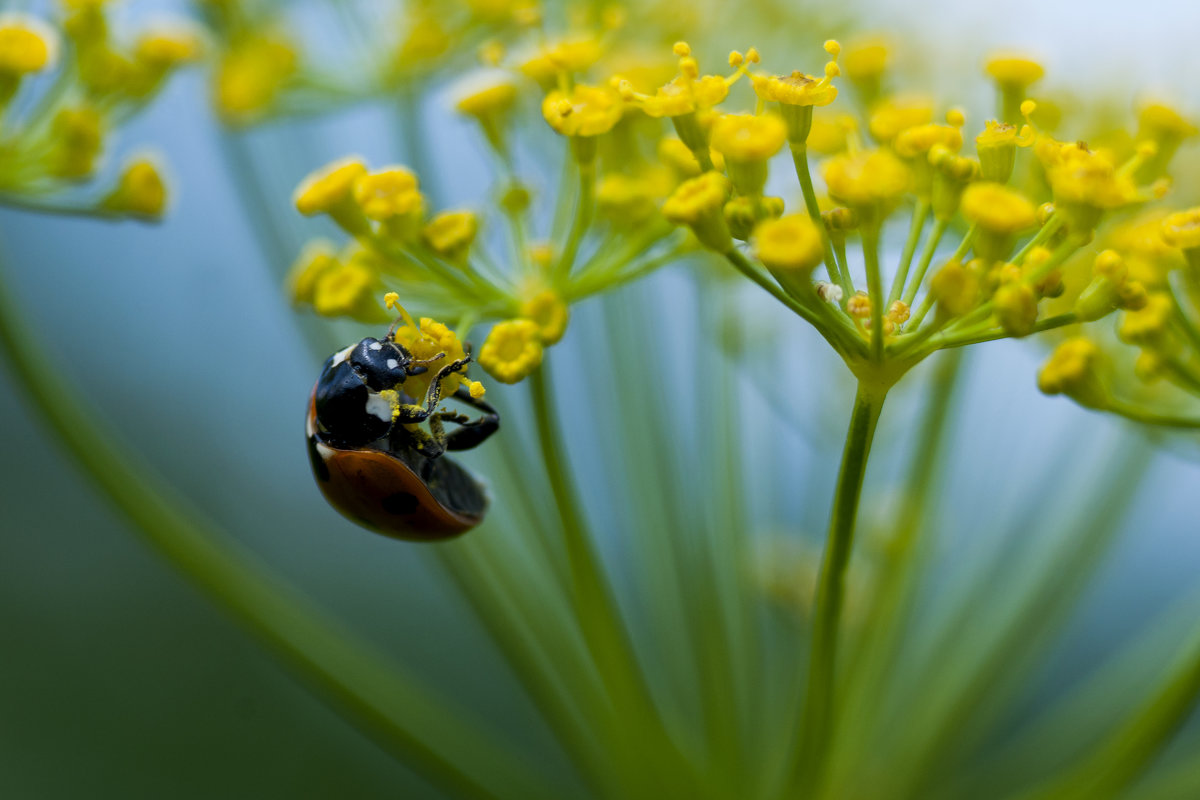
901 218 949 307
0 258 555 800
863 223 885 361
791 144 852 298
555 160 596 281
791 382 888 796
528 363 696 796
889 200 930 305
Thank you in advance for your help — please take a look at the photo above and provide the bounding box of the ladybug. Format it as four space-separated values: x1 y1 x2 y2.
305 331 499 541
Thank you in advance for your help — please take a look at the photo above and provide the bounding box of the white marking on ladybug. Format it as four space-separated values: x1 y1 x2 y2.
365 392 394 422
369 342 383 351
386 358 399 369
330 344 355 367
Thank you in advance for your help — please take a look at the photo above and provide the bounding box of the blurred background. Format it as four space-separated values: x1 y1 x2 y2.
3 0 1200 797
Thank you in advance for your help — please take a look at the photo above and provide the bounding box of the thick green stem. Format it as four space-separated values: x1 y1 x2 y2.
862 223 886 361
0 259 555 800
791 383 887 795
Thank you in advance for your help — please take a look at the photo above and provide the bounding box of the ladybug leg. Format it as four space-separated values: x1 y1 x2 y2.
406 419 448 459
443 386 500 452
395 357 472 424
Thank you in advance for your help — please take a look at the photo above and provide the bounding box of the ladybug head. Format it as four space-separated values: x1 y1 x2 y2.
348 336 431 392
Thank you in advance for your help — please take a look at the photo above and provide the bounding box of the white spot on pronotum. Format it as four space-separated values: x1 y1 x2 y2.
386 358 399 370
330 343 355 367
369 342 383 351
365 392 394 422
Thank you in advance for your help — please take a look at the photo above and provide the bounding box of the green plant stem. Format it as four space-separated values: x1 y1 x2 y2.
862 222 886 361
901 218 949 307
1104 401 1200 429
0 258 555 800
791 144 852 298
1018 626 1200 800
528 362 695 796
790 382 888 796
555 160 596 280
889 200 929 305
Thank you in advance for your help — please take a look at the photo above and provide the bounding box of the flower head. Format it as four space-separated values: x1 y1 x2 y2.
0 14 58 75
392 316 472 399
423 210 477 259
478 319 544 383
753 214 824 274
295 158 368 216
520 289 570 345
1037 337 1106 406
102 158 168 219
961 182 1037 235
542 84 622 137
985 53 1045 90
709 113 787 163
1160 208 1200 250
353 167 424 222
822 149 910 210
214 35 298 124
751 40 841 107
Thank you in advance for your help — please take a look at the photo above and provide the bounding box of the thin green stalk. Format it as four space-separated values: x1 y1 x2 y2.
1018 625 1200 800
791 144 852 298
1105 402 1200 429
790 382 888 797
555 160 596 280
901 218 949 307
528 362 698 796
0 257 556 800
889 200 930 305
862 222 885 361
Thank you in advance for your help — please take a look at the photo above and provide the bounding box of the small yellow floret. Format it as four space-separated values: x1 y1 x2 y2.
869 95 933 143
215 35 297 124
136 26 205 69
0 16 57 75
478 319 544 384
520 289 570 345
468 381 486 399
542 84 622 137
104 158 168 218
288 241 340 306
893 124 963 158
313 262 381 321
753 214 824 274
709 113 787 162
353 167 424 221
822 149 911 208
1161 208 1200 250
842 37 888 82
985 53 1045 88
1037 338 1100 396
454 72 519 118
423 210 477 257
961 182 1038 234
662 171 731 225
1118 293 1173 344
295 158 368 216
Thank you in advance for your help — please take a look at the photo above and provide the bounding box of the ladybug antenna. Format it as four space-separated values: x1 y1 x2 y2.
383 292 418 339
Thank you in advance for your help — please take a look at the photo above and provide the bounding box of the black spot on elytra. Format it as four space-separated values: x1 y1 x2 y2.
381 491 419 515
307 436 330 482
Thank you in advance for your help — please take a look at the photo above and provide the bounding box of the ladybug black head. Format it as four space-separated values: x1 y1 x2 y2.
350 337 425 391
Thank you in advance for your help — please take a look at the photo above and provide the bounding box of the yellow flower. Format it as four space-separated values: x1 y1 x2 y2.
423 210 477 258
518 37 603 86
1161 208 1200 250
993 282 1039 336
478 319 544 383
842 36 888 85
1105 211 1183 286
1118 293 1173 345
709 113 787 163
822 149 910 209
542 84 622 137
102 158 168 218
312 262 386 323
985 54 1045 90
930 261 980 317
893 124 963 159
751 40 841 108
288 241 340 306
1037 337 1103 403
455 73 518 119
658 137 724 178
135 25 205 69
1036 139 1137 211
215 35 297 124
520 289 570 345
596 169 671 222
753 214 824 274
807 112 852 155
295 157 368 216
960 182 1037 235
0 14 58 76
868 95 933 143
353 166 424 222
393 316 471 398
662 171 730 225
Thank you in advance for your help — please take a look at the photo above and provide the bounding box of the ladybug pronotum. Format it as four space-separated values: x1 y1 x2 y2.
306 332 499 541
